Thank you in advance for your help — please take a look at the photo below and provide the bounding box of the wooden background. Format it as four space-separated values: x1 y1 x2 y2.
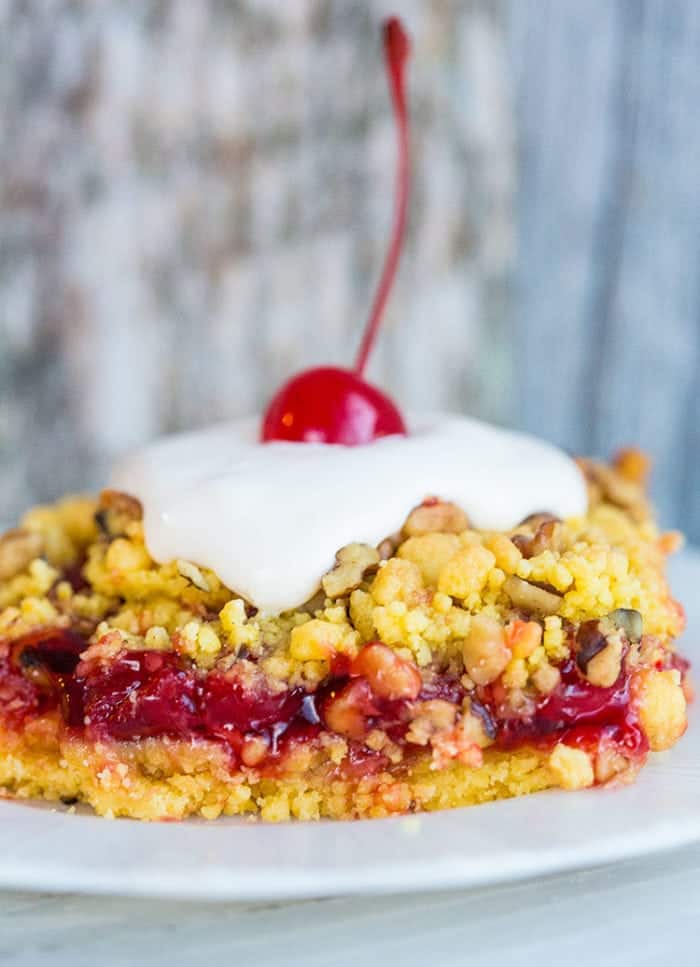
1 0 699 541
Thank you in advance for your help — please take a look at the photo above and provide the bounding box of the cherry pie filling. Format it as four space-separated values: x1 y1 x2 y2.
0 625 678 777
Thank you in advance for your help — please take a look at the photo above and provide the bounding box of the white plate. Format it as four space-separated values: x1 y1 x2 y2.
0 552 697 901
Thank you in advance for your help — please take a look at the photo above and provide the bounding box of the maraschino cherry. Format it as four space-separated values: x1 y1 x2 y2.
261 17 411 445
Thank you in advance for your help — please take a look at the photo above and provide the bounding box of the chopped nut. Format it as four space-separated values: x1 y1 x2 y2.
597 465 645 508
377 532 402 560
176 559 211 592
461 615 511 685
575 621 624 688
322 543 380 599
503 575 563 615
0 528 44 580
606 608 643 643
584 635 624 688
575 621 608 670
511 515 562 559
95 489 143 537
352 642 422 701
518 511 561 529
583 461 650 521
402 499 469 538
297 589 327 615
321 679 375 740
424 699 495 769
405 699 458 745
468 698 497 742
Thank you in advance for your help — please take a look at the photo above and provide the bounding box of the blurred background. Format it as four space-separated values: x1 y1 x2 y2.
1 0 699 539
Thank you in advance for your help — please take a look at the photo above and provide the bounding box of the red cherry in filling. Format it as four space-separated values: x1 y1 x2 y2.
261 18 411 446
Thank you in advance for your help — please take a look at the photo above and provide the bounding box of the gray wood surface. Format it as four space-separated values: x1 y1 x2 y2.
1 0 699 540
509 0 700 536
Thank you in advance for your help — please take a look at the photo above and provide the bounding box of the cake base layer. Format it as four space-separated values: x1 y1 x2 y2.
0 717 597 822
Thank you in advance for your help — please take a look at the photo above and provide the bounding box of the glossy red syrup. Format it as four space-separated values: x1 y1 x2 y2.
2 629 681 771
3 628 87 726
81 651 200 740
261 18 410 446
492 659 648 757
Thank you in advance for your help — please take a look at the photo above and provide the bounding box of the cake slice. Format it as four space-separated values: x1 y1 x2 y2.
0 449 689 820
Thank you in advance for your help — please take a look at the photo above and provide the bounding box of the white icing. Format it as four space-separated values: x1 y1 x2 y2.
111 414 587 615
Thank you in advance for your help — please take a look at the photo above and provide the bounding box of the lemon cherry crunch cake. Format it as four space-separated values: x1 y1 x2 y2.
0 439 690 821
0 19 690 822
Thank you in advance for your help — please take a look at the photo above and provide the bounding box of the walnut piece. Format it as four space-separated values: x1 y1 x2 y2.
95 489 143 538
352 642 421 701
461 615 511 685
322 679 372 740
405 699 458 745
377 531 402 560
578 459 650 521
575 620 624 688
503 575 563 615
584 634 624 688
511 514 562 558
321 543 380 599
0 528 44 581
606 607 643 643
402 499 469 538
176 559 211 592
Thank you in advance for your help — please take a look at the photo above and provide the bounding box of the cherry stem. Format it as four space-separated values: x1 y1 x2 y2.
354 17 411 377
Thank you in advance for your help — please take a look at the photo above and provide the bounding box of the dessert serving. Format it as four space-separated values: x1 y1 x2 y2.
0 20 690 822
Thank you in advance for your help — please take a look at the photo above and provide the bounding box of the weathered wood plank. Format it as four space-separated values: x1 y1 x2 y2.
508 0 700 537
0 0 512 519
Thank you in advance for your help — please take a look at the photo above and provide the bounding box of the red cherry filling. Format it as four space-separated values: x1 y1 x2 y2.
261 18 411 446
201 672 304 739
492 659 648 757
1 629 675 775
80 651 200 740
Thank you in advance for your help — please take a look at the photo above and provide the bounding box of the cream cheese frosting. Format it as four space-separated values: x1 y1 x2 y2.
112 414 587 614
